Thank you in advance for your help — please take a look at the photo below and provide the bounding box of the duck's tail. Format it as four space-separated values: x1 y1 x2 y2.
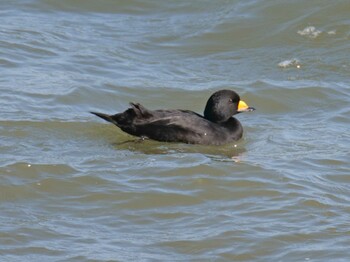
91 103 152 130
90 112 118 125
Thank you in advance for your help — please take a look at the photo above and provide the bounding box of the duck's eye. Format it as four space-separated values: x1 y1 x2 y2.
228 98 233 103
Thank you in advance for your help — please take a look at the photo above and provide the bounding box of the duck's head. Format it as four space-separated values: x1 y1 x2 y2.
204 89 255 123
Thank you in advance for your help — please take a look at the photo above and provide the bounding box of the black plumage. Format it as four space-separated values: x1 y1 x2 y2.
91 90 255 145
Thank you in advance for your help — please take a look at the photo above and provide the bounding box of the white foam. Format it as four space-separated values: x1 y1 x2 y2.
278 58 301 69
297 26 322 38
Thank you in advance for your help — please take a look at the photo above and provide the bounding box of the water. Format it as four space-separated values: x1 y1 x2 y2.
1 0 350 261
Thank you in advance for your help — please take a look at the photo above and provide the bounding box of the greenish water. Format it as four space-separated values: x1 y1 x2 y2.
1 0 350 261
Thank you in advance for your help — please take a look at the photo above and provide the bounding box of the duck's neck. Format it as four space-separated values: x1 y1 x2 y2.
204 113 228 124
224 117 243 140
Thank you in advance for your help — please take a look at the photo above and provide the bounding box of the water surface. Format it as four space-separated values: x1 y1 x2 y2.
1 0 350 261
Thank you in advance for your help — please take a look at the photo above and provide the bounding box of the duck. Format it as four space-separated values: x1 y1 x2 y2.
91 89 255 145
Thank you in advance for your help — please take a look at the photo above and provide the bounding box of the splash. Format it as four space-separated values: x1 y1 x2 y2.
297 26 336 39
297 26 322 38
278 58 301 69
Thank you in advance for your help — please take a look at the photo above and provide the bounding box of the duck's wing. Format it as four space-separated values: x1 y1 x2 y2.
132 110 217 143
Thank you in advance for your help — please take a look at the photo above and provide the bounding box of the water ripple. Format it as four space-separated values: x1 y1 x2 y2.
1 0 350 261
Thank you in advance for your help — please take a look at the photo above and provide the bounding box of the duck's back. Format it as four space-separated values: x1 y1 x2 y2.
93 103 243 145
